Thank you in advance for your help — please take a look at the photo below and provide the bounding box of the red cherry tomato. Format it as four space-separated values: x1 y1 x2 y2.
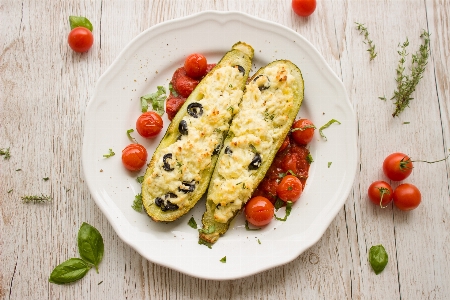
292 0 317 17
281 153 299 175
291 119 315 145
393 183 421 211
276 175 303 202
136 112 163 138
367 181 394 208
253 178 278 204
383 153 413 181
121 144 148 171
68 27 93 53
171 67 200 98
278 136 290 153
205 63 216 74
184 53 208 79
245 196 275 226
165 95 186 121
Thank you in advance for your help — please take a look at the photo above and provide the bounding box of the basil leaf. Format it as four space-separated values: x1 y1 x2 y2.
220 256 226 263
319 119 341 141
49 258 91 284
275 201 293 221
274 198 284 210
188 217 197 229
69 16 93 32
140 86 166 115
245 220 260 231
132 194 143 212
369 245 388 274
77 222 104 272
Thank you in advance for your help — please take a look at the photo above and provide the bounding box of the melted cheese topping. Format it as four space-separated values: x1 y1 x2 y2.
144 65 244 208
209 63 296 223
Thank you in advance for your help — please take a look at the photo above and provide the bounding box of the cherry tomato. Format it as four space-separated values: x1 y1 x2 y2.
393 183 421 211
171 67 200 98
136 112 163 138
253 178 278 203
184 53 208 78
281 153 299 175
278 136 290 153
205 63 216 74
122 144 148 171
383 153 413 181
367 181 394 208
245 196 275 226
276 175 303 202
165 95 186 121
292 0 317 17
68 27 93 53
291 119 315 145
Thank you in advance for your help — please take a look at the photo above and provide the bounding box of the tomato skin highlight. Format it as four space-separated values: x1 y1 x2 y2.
245 196 275 226
383 152 413 181
184 53 207 78
367 181 394 207
276 175 303 202
136 112 163 138
291 119 315 145
68 27 93 53
393 183 421 211
292 0 317 17
121 144 148 171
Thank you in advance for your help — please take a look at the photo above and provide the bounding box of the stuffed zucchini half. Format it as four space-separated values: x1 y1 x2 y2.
142 42 254 222
199 60 304 244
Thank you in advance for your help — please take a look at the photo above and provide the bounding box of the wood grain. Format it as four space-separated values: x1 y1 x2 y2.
1 0 449 299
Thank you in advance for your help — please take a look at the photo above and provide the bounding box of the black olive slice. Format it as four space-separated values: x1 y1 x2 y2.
248 153 262 170
213 143 222 155
187 102 203 118
155 193 179 211
253 75 270 91
178 120 188 135
235 65 245 76
178 180 196 193
224 146 233 155
163 153 174 171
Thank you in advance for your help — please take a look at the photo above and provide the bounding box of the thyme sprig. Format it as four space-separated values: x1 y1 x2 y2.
391 30 431 117
22 194 52 203
355 22 377 61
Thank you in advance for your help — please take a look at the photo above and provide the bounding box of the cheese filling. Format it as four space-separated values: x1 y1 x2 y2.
144 65 244 209
209 64 296 223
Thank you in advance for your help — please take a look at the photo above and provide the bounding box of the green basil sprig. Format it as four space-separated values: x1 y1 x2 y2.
78 222 104 273
69 16 93 31
49 222 104 284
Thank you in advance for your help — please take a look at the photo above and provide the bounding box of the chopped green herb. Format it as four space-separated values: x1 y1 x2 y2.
291 124 316 132
319 119 341 141
379 96 387 101
7 189 13 194
245 220 261 231
140 86 167 115
198 239 213 249
275 201 293 221
328 162 332 168
136 176 144 184
257 239 261 244
355 22 377 61
22 194 52 203
213 128 222 133
188 217 197 229
220 256 226 263
0 148 11 160
103 148 115 158
249 144 258 153
98 281 103 285
227 106 234 113
43 177 49 181
127 129 138 143
306 153 314 164
131 193 143 212
274 198 284 210
403 122 410 124
168 82 178 97
16 169 21 171
198 225 215 234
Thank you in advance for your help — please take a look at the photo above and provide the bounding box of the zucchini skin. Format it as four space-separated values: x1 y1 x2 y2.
199 60 305 244
142 42 254 222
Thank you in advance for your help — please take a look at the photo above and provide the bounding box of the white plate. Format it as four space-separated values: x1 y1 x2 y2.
82 11 357 280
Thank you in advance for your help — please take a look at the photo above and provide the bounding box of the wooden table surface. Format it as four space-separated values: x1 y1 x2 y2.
1 0 449 299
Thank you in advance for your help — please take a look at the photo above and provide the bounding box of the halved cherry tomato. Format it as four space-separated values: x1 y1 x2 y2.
278 136 290 153
367 181 394 208
184 53 207 78
393 183 421 211
165 95 186 121
68 27 93 53
136 111 163 138
383 153 413 181
122 144 147 171
171 67 199 98
276 175 303 202
292 0 316 17
245 196 275 226
291 119 315 145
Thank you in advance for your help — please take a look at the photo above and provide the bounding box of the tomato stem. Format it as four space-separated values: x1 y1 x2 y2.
410 152 450 164
377 187 390 208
